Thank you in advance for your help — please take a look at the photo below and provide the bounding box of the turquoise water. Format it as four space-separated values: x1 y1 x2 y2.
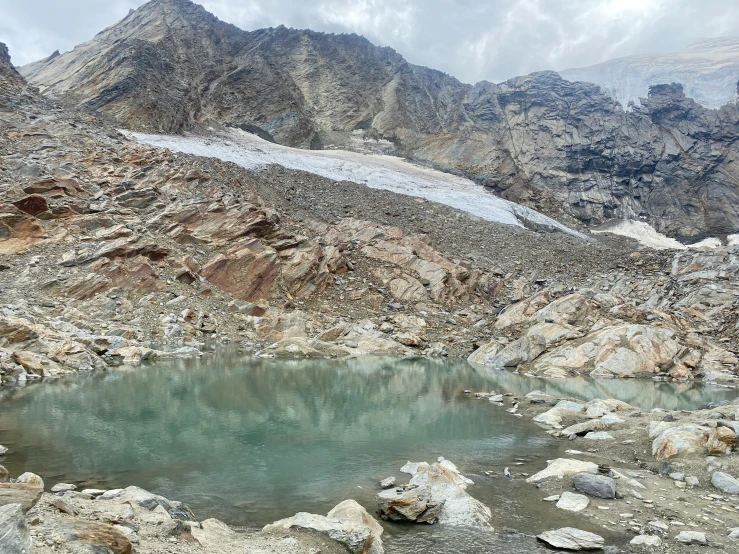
0 352 734 552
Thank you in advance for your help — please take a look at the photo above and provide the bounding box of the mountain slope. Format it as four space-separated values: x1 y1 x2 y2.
560 38 739 109
19 0 739 240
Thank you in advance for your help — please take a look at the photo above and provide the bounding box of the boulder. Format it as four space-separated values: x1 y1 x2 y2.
652 425 709 461
40 518 132 553
711 472 739 495
377 461 492 528
675 531 708 545
562 420 605 436
583 431 613 440
537 527 604 550
265 499 384 554
376 486 441 524
630 535 662 547
555 492 589 512
51 483 77 493
526 459 599 483
15 473 43 488
0 504 30 554
0 482 43 511
572 473 616 499
706 426 737 455
98 486 175 511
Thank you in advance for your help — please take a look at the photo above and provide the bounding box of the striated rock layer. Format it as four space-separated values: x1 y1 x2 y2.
19 0 739 239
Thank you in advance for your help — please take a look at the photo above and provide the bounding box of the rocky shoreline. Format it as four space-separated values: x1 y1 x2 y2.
2 374 739 553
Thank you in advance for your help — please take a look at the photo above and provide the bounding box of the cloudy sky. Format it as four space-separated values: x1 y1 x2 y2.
1 0 738 83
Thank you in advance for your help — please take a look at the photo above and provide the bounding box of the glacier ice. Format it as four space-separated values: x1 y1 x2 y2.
125 128 586 238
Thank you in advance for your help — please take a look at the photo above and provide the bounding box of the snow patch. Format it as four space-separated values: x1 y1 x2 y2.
593 220 728 250
125 129 586 238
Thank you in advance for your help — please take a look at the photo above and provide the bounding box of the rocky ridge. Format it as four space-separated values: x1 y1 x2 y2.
19 0 739 240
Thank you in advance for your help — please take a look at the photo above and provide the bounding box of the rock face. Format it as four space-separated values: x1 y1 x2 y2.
265 499 384 554
470 288 739 381
0 504 31 554
560 37 739 110
19 0 739 239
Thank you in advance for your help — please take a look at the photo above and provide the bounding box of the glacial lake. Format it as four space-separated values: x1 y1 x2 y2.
0 351 736 553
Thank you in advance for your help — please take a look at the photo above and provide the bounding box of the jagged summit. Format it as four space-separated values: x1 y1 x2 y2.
18 2 739 240
0 42 37 108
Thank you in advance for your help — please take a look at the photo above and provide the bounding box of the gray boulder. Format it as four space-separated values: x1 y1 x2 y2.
711 471 739 495
0 503 31 554
572 473 617 499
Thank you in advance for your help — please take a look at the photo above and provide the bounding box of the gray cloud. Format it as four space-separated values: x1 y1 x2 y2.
2 0 738 83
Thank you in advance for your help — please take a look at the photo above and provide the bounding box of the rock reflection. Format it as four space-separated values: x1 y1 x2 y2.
0 351 733 535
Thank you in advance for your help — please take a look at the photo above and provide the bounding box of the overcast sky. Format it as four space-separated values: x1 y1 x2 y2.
2 0 738 83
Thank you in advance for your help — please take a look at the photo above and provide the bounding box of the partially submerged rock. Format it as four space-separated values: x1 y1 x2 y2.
265 499 384 554
377 460 492 528
537 527 604 550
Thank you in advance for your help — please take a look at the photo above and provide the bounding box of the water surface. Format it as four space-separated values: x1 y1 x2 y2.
0 352 734 552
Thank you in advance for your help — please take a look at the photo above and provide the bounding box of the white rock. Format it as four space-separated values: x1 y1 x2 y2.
630 535 662 547
265 499 384 554
400 461 430 475
676 531 707 545
537 527 604 550
585 401 609 418
556 492 590 512
81 488 107 497
583 431 614 440
526 458 599 483
15 472 44 489
51 483 77 493
601 415 625 425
